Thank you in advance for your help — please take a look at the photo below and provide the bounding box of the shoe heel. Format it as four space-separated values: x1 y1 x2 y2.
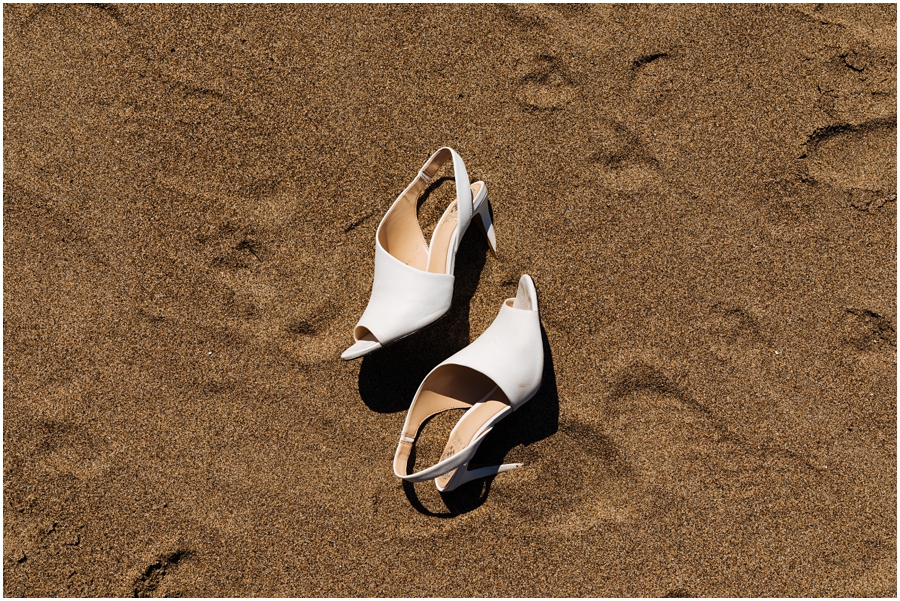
474 196 497 256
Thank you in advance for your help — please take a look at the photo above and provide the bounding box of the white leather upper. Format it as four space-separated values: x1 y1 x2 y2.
346 147 484 352
355 243 454 345
439 293 543 408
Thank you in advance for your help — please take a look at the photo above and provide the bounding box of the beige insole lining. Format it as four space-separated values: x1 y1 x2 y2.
396 364 511 486
435 397 508 489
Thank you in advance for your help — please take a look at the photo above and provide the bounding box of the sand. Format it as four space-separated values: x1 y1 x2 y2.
3 3 896 597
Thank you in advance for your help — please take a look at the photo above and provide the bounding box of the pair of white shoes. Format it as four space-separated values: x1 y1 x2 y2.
341 147 544 492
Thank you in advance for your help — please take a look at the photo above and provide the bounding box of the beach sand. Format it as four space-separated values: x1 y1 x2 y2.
3 4 896 596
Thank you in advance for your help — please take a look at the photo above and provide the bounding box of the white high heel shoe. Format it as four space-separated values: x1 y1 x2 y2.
341 147 496 361
392 274 543 492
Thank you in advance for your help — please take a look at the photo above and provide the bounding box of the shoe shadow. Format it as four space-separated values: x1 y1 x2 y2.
357 185 489 413
401 323 560 517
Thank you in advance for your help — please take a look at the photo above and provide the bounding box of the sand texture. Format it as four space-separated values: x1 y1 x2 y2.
3 4 897 597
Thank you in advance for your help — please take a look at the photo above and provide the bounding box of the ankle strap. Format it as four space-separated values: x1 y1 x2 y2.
416 147 473 233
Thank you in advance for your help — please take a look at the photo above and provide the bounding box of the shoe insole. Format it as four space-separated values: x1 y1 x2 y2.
434 395 509 489
399 364 511 484
378 191 430 271
353 326 379 343
378 182 484 274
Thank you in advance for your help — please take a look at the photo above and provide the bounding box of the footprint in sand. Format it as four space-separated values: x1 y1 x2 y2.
514 53 579 112
196 219 266 272
213 234 265 270
174 180 350 355
795 7 896 135
13 393 112 484
196 216 350 359
587 119 662 193
629 51 677 117
754 176 828 222
697 303 770 363
424 411 641 530
493 363 734 532
3 512 86 595
803 119 897 211
805 35 896 123
131 549 193 598
793 4 896 52
603 363 730 493
486 363 724 530
198 222 273 323
840 308 896 353
664 588 695 598
286 301 341 337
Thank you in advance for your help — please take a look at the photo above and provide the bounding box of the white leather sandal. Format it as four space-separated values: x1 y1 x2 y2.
341 147 496 361
392 274 543 492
